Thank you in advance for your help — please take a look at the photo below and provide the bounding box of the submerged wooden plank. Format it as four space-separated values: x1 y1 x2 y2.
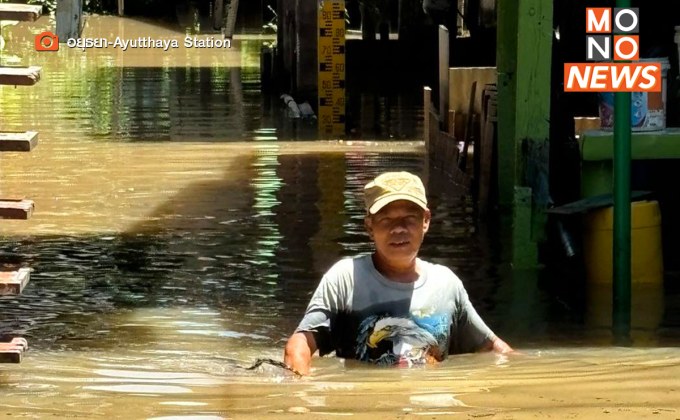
0 338 28 364
0 66 42 86
0 3 42 22
0 268 31 296
0 131 38 152
0 199 34 219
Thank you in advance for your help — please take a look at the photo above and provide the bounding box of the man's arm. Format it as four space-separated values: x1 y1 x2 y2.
284 331 318 375
451 284 514 354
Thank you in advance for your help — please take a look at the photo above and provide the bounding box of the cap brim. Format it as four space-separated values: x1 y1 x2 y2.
368 194 428 214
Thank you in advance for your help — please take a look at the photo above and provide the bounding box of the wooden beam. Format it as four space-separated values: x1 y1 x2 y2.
297 0 318 99
0 268 31 296
0 3 42 22
0 338 28 364
0 66 41 86
0 199 34 220
0 131 38 152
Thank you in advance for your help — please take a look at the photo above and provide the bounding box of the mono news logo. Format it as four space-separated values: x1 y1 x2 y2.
564 7 661 92
586 8 639 61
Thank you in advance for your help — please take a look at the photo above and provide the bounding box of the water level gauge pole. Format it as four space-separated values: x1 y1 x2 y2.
613 0 632 344
318 0 346 137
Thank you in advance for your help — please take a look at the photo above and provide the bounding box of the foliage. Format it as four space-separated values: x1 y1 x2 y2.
27 0 58 14
26 0 116 14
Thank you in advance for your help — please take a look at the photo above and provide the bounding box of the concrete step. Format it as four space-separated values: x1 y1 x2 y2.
0 198 34 220
0 131 38 152
0 338 29 364
0 268 31 296
0 3 42 22
0 66 42 86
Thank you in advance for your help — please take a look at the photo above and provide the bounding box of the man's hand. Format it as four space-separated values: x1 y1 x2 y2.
283 331 317 376
490 336 514 354
481 336 514 354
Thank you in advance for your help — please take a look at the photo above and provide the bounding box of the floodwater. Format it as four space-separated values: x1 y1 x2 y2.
0 15 679 420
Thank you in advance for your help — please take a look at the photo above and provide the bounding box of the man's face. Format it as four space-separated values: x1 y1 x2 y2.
365 200 431 265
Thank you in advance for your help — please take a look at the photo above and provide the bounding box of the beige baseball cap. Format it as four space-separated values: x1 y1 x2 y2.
364 171 428 214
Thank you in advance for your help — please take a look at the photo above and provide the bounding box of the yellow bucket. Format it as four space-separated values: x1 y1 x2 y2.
585 282 664 344
582 200 663 284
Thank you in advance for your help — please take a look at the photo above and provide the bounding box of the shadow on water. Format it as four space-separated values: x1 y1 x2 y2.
2 149 679 355
0 152 437 349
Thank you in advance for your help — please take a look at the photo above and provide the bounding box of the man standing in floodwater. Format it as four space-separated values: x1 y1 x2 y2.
284 171 512 375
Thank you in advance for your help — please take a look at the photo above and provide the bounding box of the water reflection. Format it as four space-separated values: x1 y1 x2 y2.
1 15 422 142
586 283 665 345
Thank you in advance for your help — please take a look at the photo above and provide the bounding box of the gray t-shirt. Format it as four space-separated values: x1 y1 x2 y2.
295 255 495 361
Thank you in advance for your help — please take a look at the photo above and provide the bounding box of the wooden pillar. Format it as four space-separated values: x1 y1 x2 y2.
438 25 449 127
213 0 224 30
224 0 239 37
277 0 296 92
496 0 553 268
496 0 518 208
56 0 83 41
295 0 317 98
423 87 432 152
423 86 432 188
273 0 318 96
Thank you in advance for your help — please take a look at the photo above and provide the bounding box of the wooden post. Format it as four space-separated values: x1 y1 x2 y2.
224 0 239 37
424 86 432 151
478 88 496 218
118 0 124 16
56 0 83 41
296 0 317 99
277 0 296 91
496 0 518 209
496 0 552 268
422 86 432 190
516 0 552 229
438 25 449 130
213 0 225 30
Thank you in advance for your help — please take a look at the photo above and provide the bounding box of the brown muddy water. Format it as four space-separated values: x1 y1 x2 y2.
0 15 679 420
